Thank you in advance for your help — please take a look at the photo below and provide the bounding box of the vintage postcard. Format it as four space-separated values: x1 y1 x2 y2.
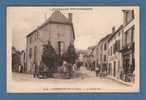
7 6 140 93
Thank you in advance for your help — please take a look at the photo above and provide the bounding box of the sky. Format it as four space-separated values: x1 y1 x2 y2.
7 6 127 51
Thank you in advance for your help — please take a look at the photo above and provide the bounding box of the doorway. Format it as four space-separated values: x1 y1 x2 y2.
113 61 116 77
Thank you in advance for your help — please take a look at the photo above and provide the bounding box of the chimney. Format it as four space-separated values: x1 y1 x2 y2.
68 13 72 22
122 10 127 26
112 26 115 33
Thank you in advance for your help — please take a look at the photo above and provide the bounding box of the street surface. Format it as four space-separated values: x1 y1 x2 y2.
9 66 136 92
12 66 128 87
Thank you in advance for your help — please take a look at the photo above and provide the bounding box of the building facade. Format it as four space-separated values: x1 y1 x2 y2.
94 9 135 82
26 11 75 73
120 10 135 82
94 34 111 74
107 26 123 79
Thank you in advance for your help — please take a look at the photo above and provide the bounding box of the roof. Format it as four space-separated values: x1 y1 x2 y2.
27 10 75 39
88 45 96 50
48 10 70 23
98 33 112 45
108 25 123 41
97 25 123 45
76 49 88 55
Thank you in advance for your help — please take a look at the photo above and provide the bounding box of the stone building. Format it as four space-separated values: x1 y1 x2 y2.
107 25 123 78
120 10 135 81
96 34 112 74
94 10 135 82
26 10 75 73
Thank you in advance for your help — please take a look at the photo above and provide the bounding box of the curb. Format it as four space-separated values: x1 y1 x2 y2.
107 76 133 86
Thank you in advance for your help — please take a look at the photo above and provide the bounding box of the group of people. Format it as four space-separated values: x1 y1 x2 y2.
32 59 83 79
57 60 83 79
84 61 108 78
32 57 110 79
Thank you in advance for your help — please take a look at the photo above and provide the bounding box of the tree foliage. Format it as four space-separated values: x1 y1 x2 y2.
12 46 21 72
41 41 57 68
62 43 77 64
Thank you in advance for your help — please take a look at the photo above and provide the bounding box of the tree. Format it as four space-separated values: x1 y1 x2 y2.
41 41 57 77
12 46 21 72
12 46 17 67
62 43 77 64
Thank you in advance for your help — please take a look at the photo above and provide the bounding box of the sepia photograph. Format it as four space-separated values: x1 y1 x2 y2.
7 6 140 93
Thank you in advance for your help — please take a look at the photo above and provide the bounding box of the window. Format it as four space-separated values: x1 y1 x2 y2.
104 43 107 50
118 31 120 36
104 55 106 61
113 43 116 54
29 37 32 44
115 40 120 51
108 49 110 55
37 31 39 39
124 31 128 47
35 32 37 40
100 54 102 61
29 48 32 59
117 40 120 50
124 26 135 47
100 44 103 51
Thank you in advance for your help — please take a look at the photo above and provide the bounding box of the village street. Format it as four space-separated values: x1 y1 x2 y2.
11 66 130 90
9 9 138 92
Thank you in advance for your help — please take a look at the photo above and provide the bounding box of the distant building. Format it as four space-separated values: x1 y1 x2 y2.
87 46 96 70
107 25 123 78
87 45 96 55
76 49 88 62
83 54 88 67
26 10 75 73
